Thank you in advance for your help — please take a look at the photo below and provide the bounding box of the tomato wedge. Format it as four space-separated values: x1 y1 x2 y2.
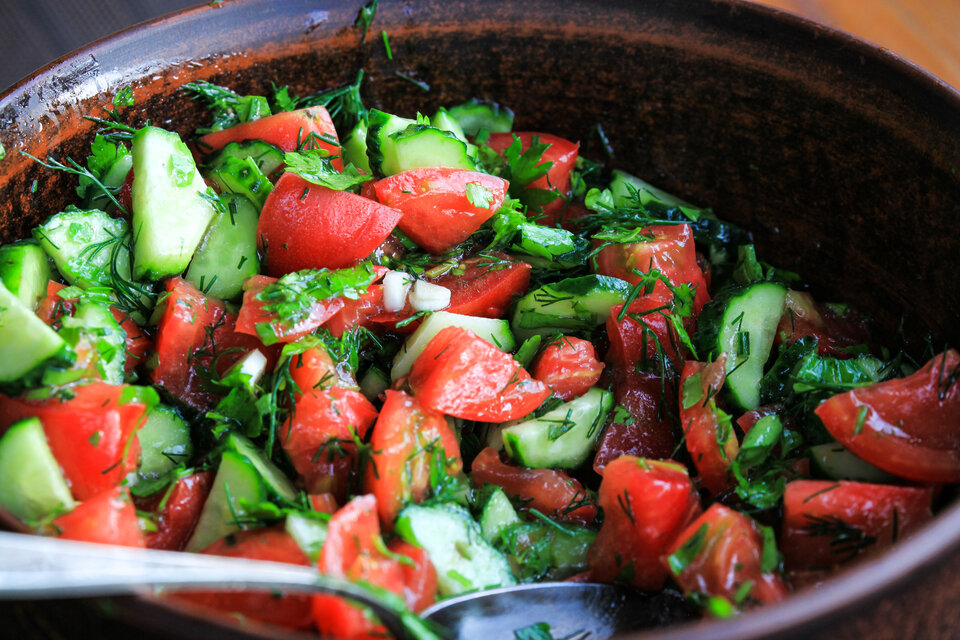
470 447 597 525
781 480 934 571
365 390 462 526
588 457 701 590
281 387 378 500
431 252 531 318
486 132 579 219
408 326 550 422
258 174 402 275
235 275 345 345
52 486 144 547
530 336 604 401
680 356 738 495
374 168 508 254
137 471 214 551
665 503 788 606
775 290 873 358
0 382 147 501
199 106 343 170
606 287 682 369
815 349 960 483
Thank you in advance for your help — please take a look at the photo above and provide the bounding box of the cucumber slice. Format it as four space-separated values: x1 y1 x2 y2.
205 140 285 176
208 155 273 211
341 120 371 173
224 432 298 502
185 194 260 300
366 110 477 177
391 311 516 381
609 169 703 219
185 450 267 552
502 387 613 469
511 275 631 338
430 108 469 143
445 99 514 136
696 282 787 410
58 299 127 384
395 503 516 596
0 281 69 386
130 126 217 280
135 405 193 484
285 512 329 563
0 241 53 310
499 521 596 582
809 443 897 483
0 417 76 524
479 487 519 543
359 366 389 402
33 208 132 289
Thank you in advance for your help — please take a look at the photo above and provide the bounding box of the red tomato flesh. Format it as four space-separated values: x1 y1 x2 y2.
815 349 960 483
408 326 550 422
606 287 683 369
374 168 508 254
52 486 144 547
424 251 531 319
258 174 402 275
234 274 345 345
137 471 214 551
680 356 739 495
531 336 604 401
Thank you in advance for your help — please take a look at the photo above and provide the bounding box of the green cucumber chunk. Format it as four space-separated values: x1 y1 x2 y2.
341 120 371 174
511 275 631 338
0 417 76 525
185 194 260 300
479 487 519 543
499 521 596 582
58 299 127 384
0 241 53 309
395 503 516 596
697 282 787 410
130 126 217 280
135 405 193 484
33 208 132 289
502 387 613 469
224 432 298 502
185 450 266 552
609 169 704 219
366 110 476 177
809 443 897 483
359 366 389 402
208 155 273 211
391 310 516 381
205 140 285 177
285 512 329 563
445 99 515 136
0 281 69 385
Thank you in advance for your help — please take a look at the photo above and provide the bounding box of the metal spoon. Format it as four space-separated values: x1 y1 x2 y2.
0 531 693 639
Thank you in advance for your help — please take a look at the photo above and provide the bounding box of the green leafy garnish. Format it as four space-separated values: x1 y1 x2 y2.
283 150 371 191
354 0 380 42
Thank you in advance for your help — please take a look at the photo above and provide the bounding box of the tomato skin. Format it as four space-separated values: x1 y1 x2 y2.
288 346 350 398
324 285 388 337
587 457 700 590
408 327 550 422
606 288 682 369
281 387 378 500
234 274 345 345
470 447 597 525
431 252 531 318
137 471 214 551
680 356 739 495
531 336 604 401
374 168 508 254
174 528 313 629
110 308 152 374
52 486 144 547
365 390 462 526
309 492 339 514
258 174 402 275
390 540 438 613
0 382 146 501
36 281 74 326
665 503 788 606
199 106 342 170
815 349 960 483
775 290 873 358
596 223 710 314
485 132 579 219
593 369 675 474
781 480 934 572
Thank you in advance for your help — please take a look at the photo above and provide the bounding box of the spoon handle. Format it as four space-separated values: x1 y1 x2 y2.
0 531 439 640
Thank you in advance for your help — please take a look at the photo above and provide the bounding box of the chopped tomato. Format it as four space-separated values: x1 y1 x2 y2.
137 471 214 551
593 369 675 474
288 346 352 397
680 356 738 495
309 492 340 514
151 278 267 412
258 174 402 275
408 326 550 422
174 528 313 629
0 382 146 501
390 540 438 613
665 503 788 606
324 285 388 337
815 349 960 483
199 106 342 170
52 486 144 547
606 287 682 369
485 132 579 219
588 457 701 590
470 447 596 525
430 252 531 318
235 275 345 345
118 169 134 214
596 223 710 314
365 390 462 526
110 308 152 374
280 387 378 500
781 480 934 571
775 291 873 358
530 336 604 401
374 168 508 254
35 281 74 326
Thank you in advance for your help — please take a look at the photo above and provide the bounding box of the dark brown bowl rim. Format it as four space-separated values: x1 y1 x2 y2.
2 1 960 639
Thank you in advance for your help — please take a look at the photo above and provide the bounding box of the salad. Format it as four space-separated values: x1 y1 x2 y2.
0 57 958 640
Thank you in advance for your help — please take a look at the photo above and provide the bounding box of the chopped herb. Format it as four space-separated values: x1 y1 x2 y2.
354 0 379 42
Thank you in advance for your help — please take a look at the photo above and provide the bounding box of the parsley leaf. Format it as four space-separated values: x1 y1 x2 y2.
283 150 371 191
182 81 271 135
465 182 494 209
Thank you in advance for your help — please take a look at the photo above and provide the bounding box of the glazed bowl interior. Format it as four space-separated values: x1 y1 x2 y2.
1 0 959 639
